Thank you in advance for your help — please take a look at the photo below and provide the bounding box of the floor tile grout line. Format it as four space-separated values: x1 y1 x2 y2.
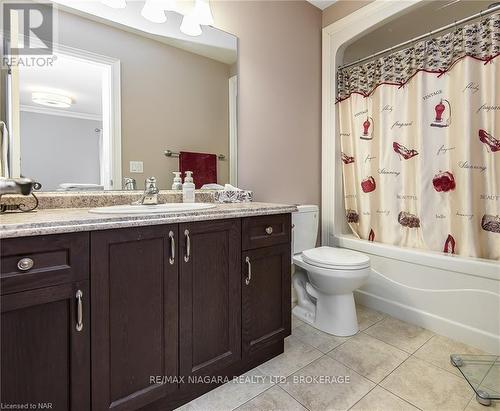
278 353 377 411
374 383 424 410
275 384 312 411
324 351 394 386
291 326 353 355
410 332 436 354
345 383 379 410
378 354 413 386
410 351 482 385
462 393 477 411
358 313 387 333
360 314 388 334
361 320 436 355
229 384 277 411
378 355 474 410
359 329 416 355
375 356 427 410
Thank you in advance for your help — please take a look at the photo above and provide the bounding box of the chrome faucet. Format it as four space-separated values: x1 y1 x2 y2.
123 177 136 190
133 177 159 205
0 177 40 196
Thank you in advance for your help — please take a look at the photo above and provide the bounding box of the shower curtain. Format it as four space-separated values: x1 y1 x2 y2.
337 13 499 260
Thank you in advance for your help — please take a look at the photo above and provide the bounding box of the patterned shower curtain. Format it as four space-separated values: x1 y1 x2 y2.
337 13 499 260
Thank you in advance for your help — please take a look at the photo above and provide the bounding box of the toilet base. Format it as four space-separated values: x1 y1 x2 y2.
315 292 359 336
292 305 315 326
292 291 360 337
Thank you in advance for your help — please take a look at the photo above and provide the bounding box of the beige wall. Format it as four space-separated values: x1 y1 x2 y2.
212 1 322 204
322 0 373 27
56 11 230 190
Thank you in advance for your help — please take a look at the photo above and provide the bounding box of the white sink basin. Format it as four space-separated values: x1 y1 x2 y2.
89 203 216 215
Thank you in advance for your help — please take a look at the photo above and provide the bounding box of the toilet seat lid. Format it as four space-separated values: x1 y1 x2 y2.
302 246 370 270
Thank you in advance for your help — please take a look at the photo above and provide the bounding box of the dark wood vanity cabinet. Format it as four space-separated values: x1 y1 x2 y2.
0 233 90 411
179 219 241 379
241 214 292 356
242 244 291 356
90 225 179 411
0 213 292 411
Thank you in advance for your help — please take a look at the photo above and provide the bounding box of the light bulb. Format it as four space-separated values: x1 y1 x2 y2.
101 0 126 8
180 14 202 36
141 0 167 23
159 0 176 11
192 0 213 26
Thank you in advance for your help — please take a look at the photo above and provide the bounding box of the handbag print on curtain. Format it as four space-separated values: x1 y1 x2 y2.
337 12 500 260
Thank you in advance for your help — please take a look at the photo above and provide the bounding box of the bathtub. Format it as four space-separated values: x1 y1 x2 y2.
333 234 500 354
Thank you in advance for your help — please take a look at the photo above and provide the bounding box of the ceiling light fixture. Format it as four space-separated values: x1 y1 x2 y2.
101 0 127 9
192 0 214 26
180 14 202 36
141 0 169 23
32 92 73 108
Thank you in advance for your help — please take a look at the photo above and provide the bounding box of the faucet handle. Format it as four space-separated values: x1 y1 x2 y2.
123 177 136 190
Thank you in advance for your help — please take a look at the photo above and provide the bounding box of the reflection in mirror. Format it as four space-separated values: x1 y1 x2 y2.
1 0 238 191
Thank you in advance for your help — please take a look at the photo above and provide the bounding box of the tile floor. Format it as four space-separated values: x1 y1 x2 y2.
176 305 495 411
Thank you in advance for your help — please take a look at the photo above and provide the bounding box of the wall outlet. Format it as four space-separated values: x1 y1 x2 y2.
129 161 143 173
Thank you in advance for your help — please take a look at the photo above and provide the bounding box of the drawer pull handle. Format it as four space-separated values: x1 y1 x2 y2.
265 226 273 235
184 229 191 262
76 290 83 332
17 257 34 271
169 231 175 265
245 256 252 285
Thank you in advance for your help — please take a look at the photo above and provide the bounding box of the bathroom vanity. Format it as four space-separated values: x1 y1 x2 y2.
0 203 295 411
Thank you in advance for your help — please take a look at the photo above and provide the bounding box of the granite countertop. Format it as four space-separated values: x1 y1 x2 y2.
0 202 298 239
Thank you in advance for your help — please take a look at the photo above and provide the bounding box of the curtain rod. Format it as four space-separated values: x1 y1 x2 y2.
338 3 500 71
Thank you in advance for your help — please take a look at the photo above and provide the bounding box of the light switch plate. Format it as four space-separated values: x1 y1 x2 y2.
129 161 143 173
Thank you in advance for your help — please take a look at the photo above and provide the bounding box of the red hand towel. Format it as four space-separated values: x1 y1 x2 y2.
179 151 217 189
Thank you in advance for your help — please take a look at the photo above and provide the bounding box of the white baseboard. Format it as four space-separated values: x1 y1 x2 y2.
355 290 500 355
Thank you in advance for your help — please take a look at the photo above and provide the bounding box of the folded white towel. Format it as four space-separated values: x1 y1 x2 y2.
58 183 104 191
200 183 225 190
224 184 243 191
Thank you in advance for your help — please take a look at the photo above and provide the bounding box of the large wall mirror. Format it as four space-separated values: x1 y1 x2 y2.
1 0 238 191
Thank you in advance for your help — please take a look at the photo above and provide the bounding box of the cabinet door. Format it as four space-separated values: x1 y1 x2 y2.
1 281 90 411
242 244 291 357
91 225 178 411
179 219 241 378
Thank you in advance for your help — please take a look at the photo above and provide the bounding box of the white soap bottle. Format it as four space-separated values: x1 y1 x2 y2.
182 171 195 203
172 172 182 190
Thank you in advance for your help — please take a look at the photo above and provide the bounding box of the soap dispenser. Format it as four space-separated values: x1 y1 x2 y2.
182 171 195 203
172 172 182 190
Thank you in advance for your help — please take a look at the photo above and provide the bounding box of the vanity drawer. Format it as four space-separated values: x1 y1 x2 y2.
242 214 291 250
0 232 89 295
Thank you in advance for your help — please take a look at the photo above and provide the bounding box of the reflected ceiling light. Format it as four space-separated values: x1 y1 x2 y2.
192 0 213 26
180 14 202 36
32 92 73 108
101 0 126 9
141 0 168 23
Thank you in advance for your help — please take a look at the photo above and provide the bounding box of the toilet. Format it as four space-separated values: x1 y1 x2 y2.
292 205 371 336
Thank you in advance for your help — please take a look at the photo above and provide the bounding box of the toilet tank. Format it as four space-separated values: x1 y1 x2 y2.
292 205 319 255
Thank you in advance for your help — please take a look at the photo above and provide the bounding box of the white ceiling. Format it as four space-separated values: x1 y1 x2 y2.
306 0 337 10
19 53 104 117
51 0 237 64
